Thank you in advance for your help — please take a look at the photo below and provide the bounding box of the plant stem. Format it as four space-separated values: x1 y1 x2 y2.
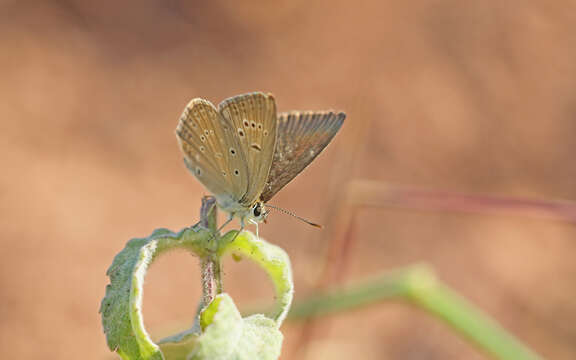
289 265 541 360
199 196 222 307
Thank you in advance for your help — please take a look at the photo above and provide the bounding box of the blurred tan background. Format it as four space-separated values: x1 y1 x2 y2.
2 0 576 358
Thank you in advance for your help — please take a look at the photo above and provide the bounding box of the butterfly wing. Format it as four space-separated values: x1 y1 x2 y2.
176 99 249 204
218 92 278 206
260 111 345 203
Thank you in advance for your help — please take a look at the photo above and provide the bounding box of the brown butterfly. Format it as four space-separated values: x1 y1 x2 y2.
176 92 344 231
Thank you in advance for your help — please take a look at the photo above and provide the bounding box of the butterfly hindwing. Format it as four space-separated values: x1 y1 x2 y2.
219 92 277 206
176 99 249 203
260 111 345 203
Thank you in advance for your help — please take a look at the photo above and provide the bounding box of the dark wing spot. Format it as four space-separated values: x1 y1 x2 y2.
234 169 240 176
200 135 206 142
229 148 237 155
195 167 202 176
251 121 256 128
243 120 249 127
238 128 245 137
263 130 269 136
200 146 205 152
204 129 210 136
257 123 262 130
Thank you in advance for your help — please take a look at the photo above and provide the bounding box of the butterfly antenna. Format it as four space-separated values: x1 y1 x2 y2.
266 204 323 229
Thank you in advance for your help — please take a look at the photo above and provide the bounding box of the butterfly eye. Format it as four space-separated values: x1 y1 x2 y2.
252 203 262 217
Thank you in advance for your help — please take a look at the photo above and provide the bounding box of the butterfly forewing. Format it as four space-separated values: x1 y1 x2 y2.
260 111 345 203
176 99 249 202
219 92 277 205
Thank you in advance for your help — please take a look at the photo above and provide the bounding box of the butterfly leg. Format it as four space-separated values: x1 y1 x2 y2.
248 218 260 241
216 213 234 234
229 218 245 243
207 213 234 242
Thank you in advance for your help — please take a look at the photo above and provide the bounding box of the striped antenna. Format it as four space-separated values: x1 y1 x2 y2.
266 204 323 228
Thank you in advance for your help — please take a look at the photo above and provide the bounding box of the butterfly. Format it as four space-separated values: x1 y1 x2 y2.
175 92 345 232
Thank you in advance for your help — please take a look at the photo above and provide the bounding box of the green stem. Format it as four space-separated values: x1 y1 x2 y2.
288 265 540 360
288 268 410 319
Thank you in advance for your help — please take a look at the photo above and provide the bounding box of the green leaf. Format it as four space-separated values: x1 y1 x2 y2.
99 227 211 360
100 223 292 360
182 293 283 360
158 231 293 360
218 231 294 325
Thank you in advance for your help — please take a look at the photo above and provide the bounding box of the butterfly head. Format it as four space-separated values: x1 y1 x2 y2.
247 201 268 224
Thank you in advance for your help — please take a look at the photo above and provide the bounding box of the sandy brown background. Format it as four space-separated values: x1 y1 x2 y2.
2 0 576 359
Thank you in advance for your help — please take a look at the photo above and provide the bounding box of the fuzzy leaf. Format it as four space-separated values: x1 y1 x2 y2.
101 226 292 360
100 227 209 360
219 231 294 325
185 293 282 360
